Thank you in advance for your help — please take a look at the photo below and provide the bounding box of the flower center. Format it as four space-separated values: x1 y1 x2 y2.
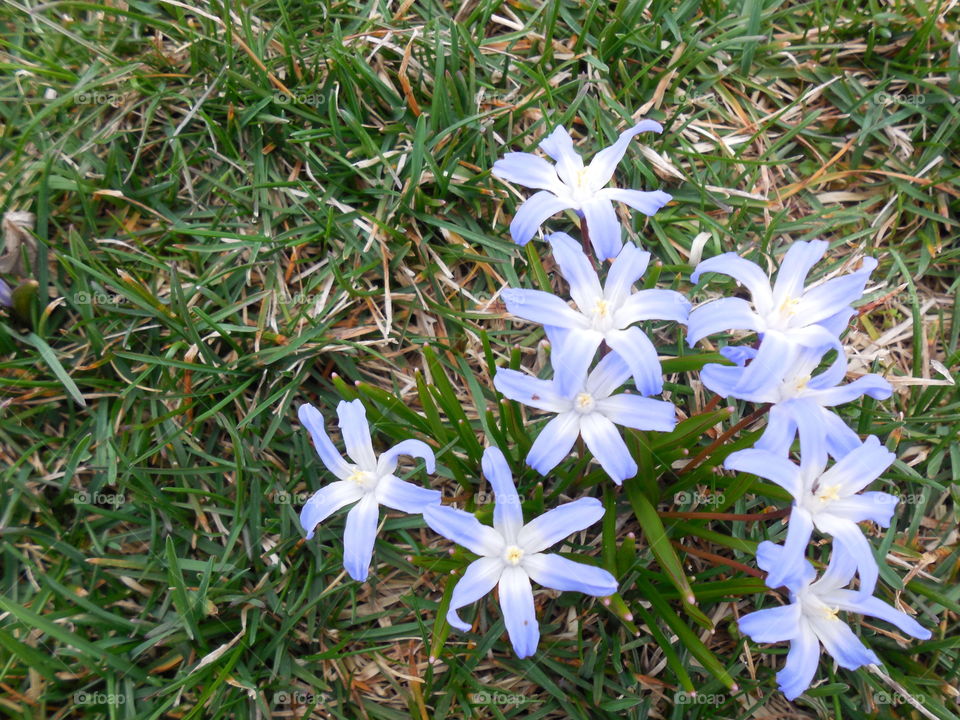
348 468 377 491
770 295 802 330
818 604 840 622
503 545 525 566
574 392 596 414
779 373 811 401
816 484 841 503
590 298 615 331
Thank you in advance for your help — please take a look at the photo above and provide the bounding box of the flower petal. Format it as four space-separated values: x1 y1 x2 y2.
597 187 672 216
808 373 893 406
700 362 776 403
579 412 637 484
492 152 562 191
482 446 523 540
817 435 894 496
518 496 605 554
691 253 774 316
725 448 803 498
807 612 879 670
343 494 380 582
508 190 575 246
375 474 440 514
771 240 828 307
580 198 622 260
498 566 540 658
788 397 830 480
819 410 864 460
613 288 690 328
811 542 860 594
603 243 651 307
377 439 436 477
754 404 798 455
731 330 798 399
522 552 617 596
795 257 878 326
763 508 815 591
686 297 762 346
494 368 570 414
526 412 581 476
300 481 364 540
814 515 880 598
551 328 604 397
756 540 816 591
605 326 663 396
584 351 633 398
337 399 377 471
777 623 821 701
825 492 899 528
502 288 588 330
446 557 504 632
593 394 676 432
546 232 603 310
739 603 803 643
585 119 663 189
538 125 583 186
819 591 931 640
423 504 505 557
298 403 352 480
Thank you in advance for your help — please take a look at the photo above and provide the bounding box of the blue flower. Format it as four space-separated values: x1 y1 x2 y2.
726 436 899 595
502 232 689 397
739 541 931 700
423 447 617 658
0 278 11 307
494 351 676 484
688 241 878 398
492 120 671 257
298 401 440 582
703 344 892 459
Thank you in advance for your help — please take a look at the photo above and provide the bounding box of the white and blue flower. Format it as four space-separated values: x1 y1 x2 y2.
423 447 617 658
739 541 930 700
492 120 671 257
703 344 892 459
298 401 440 582
502 232 689 397
494 351 676 483
688 241 878 399
726 436 899 595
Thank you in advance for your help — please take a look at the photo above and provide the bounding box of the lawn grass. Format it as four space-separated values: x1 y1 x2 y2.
0 1 958 718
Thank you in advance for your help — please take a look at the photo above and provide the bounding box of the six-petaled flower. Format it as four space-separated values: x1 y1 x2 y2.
495 351 676 483
688 240 878 399
298 400 440 581
492 119 671 258
739 541 930 700
423 447 617 658
502 232 690 397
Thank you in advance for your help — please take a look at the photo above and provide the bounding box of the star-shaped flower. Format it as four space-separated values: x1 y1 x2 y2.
298 400 440 581
726 435 898 595
502 232 689 397
688 240 878 398
423 447 617 658
492 120 671 258
703 344 892 459
494 351 676 483
739 541 930 700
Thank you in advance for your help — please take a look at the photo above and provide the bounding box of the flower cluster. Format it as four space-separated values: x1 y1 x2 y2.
687 242 931 697
292 116 932 699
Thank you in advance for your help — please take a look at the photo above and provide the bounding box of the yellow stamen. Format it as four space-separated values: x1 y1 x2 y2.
504 546 524 566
